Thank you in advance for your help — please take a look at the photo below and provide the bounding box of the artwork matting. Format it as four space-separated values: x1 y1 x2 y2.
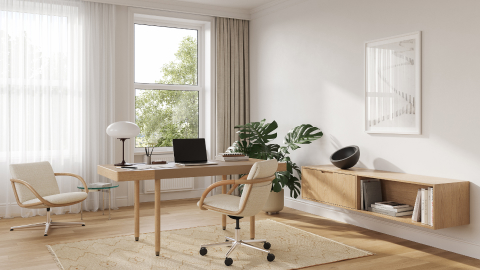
365 31 422 134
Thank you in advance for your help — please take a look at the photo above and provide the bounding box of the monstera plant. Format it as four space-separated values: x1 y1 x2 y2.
228 119 323 199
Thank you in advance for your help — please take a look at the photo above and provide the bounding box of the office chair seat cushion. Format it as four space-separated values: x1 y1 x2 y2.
23 192 88 207
197 194 241 213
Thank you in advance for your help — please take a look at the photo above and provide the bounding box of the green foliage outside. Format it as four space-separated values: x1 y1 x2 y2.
228 120 323 199
135 36 199 147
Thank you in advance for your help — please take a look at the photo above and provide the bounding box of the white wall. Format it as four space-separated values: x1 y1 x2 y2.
250 0 480 259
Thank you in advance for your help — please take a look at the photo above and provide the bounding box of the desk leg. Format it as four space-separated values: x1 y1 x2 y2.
222 175 227 230
250 216 255 239
155 178 161 256
134 181 140 241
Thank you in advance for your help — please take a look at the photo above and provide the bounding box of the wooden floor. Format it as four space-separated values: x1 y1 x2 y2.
0 199 479 270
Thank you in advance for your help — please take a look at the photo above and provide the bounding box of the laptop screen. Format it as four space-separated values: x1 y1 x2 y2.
173 138 208 163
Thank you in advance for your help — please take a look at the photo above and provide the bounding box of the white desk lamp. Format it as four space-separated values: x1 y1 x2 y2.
106 121 140 166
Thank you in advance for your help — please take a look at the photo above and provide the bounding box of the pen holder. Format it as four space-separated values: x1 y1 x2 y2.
144 155 152 165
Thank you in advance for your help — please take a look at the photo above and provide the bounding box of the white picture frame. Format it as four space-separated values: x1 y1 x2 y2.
365 31 422 134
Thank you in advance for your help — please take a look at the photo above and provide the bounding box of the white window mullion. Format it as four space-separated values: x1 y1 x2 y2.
134 83 201 91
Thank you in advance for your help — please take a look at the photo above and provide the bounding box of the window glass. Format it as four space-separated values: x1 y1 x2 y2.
134 24 198 85
135 89 199 147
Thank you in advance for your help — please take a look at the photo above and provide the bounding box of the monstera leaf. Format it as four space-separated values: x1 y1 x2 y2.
235 119 278 145
230 120 323 199
283 124 323 151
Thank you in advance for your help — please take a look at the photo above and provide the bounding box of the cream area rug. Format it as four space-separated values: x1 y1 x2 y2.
47 220 372 269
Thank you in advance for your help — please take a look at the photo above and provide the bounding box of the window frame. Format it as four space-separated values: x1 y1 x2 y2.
133 16 206 153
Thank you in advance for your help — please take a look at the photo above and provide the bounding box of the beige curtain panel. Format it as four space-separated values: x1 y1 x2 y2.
216 17 250 154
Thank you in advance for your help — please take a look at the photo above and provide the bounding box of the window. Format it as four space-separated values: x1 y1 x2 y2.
134 19 203 149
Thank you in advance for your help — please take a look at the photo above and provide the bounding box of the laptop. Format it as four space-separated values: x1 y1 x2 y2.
172 138 218 166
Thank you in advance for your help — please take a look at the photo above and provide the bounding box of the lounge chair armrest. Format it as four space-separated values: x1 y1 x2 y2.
55 173 89 194
10 179 53 207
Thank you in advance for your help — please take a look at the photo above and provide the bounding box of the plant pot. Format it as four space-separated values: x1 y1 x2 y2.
262 189 284 215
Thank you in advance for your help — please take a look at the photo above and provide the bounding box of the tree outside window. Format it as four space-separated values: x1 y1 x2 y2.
135 35 199 148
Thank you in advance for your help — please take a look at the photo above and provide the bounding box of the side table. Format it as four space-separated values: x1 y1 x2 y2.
77 184 119 220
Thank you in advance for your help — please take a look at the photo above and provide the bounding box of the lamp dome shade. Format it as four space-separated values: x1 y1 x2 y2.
106 121 140 138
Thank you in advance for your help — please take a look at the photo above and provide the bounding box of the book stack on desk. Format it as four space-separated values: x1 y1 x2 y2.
215 153 249 162
369 201 414 217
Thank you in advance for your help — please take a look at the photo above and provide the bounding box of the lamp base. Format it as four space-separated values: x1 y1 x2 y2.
114 162 135 166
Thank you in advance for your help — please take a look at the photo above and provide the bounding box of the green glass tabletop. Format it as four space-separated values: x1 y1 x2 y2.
77 185 119 190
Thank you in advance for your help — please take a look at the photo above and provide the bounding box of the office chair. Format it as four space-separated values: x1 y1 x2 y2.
197 159 277 266
10 161 88 236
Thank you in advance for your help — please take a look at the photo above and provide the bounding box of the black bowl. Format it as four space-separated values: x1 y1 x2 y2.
330 145 360 169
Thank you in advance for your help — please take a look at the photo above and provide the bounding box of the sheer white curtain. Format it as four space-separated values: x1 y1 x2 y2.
0 0 115 218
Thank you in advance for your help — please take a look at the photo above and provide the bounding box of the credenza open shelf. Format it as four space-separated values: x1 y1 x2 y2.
301 165 470 230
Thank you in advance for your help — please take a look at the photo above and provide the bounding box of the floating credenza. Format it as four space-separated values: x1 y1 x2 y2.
301 165 470 230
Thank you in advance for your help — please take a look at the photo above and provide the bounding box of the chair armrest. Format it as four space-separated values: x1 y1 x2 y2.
54 173 89 194
10 179 54 208
198 180 235 210
233 175 275 185
227 175 248 195
198 175 275 211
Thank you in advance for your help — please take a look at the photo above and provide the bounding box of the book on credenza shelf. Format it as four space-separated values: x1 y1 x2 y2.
374 201 412 209
421 188 428 225
370 207 414 217
429 187 434 225
362 179 382 211
371 204 413 212
412 189 422 222
426 187 432 225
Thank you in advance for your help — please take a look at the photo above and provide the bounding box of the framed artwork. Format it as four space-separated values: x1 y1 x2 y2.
365 31 421 134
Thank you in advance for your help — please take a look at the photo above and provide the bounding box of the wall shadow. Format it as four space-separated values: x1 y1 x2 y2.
373 158 405 173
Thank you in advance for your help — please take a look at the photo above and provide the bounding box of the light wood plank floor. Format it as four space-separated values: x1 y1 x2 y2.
0 199 478 270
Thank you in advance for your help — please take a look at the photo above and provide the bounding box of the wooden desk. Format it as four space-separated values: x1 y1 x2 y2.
97 159 286 256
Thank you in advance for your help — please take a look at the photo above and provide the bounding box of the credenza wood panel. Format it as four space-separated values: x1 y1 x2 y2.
433 182 470 230
304 165 466 185
331 173 357 209
302 168 356 209
379 180 431 208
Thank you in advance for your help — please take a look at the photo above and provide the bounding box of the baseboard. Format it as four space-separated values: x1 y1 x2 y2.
284 197 480 260
115 196 129 208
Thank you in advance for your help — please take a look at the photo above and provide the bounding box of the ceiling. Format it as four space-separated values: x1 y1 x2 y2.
172 0 277 11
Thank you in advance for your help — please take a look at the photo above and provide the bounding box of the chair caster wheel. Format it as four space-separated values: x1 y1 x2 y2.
225 257 233 266
264 241 271 249
82 224 85 226
199 247 207 256
267 253 275 262
44 234 48 237
10 229 13 231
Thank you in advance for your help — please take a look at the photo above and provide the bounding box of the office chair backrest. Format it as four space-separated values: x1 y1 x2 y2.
238 159 278 217
10 161 60 203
